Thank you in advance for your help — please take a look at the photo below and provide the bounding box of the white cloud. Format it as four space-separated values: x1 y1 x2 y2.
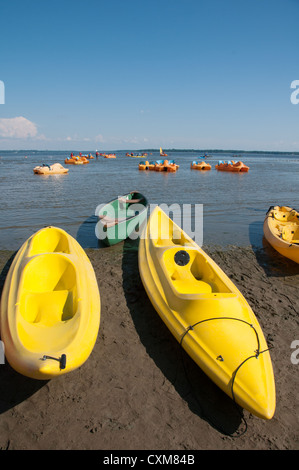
123 137 139 144
95 134 105 143
65 135 91 143
35 133 47 141
0 116 38 139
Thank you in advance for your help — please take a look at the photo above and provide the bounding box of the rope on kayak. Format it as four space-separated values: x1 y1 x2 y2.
179 317 272 436
230 346 271 404
180 316 261 355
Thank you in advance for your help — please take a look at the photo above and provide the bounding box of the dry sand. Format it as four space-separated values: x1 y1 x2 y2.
0 238 298 451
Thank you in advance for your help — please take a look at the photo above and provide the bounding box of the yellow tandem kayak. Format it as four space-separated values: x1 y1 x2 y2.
138 207 275 419
0 226 101 379
263 205 299 264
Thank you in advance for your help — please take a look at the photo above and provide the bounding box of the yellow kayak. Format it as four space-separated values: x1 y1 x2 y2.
138 207 275 419
0 226 101 379
263 205 299 264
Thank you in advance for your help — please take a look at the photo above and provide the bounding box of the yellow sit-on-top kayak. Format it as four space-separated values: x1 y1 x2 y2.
0 226 101 379
138 207 275 419
263 205 299 264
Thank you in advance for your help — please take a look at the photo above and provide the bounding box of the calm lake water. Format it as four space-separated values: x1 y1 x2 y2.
0 150 298 250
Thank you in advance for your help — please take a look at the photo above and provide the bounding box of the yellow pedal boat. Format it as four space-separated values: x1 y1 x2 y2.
0 226 101 379
263 205 299 264
138 207 275 419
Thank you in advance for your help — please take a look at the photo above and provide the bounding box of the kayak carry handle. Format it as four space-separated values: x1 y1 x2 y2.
42 354 67 370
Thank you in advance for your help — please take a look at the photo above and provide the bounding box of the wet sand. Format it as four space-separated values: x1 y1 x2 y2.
0 239 298 450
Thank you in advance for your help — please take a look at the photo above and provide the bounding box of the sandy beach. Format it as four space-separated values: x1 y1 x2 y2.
0 238 298 451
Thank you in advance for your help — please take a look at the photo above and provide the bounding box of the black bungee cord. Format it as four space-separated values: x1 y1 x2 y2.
179 316 272 437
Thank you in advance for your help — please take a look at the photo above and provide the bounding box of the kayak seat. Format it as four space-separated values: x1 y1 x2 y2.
166 250 213 294
28 228 70 255
273 209 299 223
20 290 75 326
273 211 288 222
19 254 78 326
282 225 299 243
172 278 212 295
155 237 192 247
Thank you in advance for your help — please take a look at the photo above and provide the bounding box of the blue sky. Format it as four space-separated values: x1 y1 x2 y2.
0 0 299 151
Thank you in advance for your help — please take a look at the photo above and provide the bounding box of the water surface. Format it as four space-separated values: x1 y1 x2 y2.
0 150 298 250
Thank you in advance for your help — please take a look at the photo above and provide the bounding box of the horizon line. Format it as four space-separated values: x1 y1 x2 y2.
0 148 299 155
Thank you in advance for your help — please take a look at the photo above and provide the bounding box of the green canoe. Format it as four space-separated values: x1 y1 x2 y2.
96 191 148 246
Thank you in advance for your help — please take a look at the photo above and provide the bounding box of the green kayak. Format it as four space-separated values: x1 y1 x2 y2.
96 191 148 246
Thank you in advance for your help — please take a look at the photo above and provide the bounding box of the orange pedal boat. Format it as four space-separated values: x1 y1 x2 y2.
154 159 179 172
104 154 116 159
215 160 249 172
65 156 86 165
191 161 211 170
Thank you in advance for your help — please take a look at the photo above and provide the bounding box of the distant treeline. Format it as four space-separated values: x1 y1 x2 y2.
140 149 299 155
3 149 299 156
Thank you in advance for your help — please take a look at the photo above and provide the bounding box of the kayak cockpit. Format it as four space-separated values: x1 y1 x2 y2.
16 253 80 351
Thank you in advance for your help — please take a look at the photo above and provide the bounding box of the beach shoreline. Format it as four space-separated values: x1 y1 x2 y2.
0 241 298 450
